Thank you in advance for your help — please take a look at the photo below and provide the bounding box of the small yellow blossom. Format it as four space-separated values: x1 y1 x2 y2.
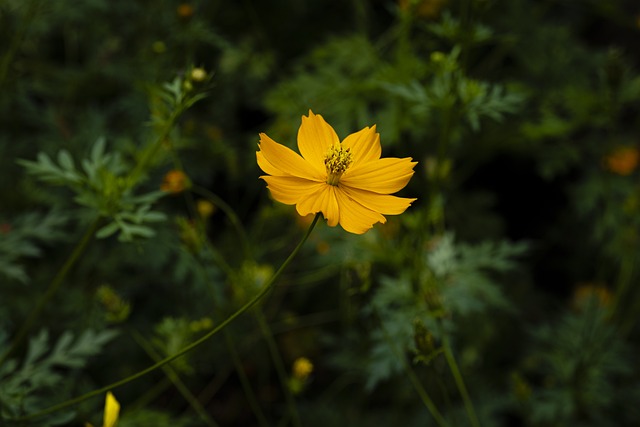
190 317 214 332
161 170 189 194
257 111 417 234
292 357 314 380
604 145 639 176
190 67 207 82
197 199 216 219
152 41 166 54
85 392 119 427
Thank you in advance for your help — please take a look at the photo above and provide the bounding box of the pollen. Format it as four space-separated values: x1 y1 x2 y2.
324 145 353 185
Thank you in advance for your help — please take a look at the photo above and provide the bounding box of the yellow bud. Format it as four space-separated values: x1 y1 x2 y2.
292 357 313 380
190 67 207 82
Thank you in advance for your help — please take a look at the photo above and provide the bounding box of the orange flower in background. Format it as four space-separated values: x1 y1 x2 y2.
398 0 448 18
572 283 612 310
605 145 639 175
177 3 195 19
161 170 189 194
257 111 417 234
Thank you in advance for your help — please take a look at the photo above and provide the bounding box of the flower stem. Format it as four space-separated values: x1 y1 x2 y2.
221 329 271 427
192 185 252 260
0 217 101 368
377 311 447 427
0 0 40 88
14 213 321 422
130 329 220 427
254 308 302 427
441 333 481 427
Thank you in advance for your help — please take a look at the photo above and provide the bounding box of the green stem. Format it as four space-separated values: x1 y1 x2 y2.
441 333 481 427
130 329 220 427
186 180 268 425
614 255 637 335
15 214 321 422
0 217 101 367
126 377 172 412
0 0 40 88
377 311 447 427
612 255 634 318
254 308 301 427
127 105 182 189
192 185 252 260
221 329 271 427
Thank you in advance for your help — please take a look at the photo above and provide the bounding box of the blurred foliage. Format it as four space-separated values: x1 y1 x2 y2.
2 0 640 426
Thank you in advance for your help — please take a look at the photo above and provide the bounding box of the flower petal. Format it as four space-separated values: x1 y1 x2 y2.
297 110 340 175
334 188 386 234
258 133 323 180
341 157 417 194
256 151 284 176
340 186 416 215
104 392 120 427
341 125 381 166
296 185 339 227
262 175 325 205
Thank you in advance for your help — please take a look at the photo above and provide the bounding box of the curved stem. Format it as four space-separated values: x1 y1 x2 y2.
442 333 481 427
15 214 321 422
0 217 101 367
0 0 41 88
254 308 301 427
221 329 271 427
377 311 447 427
130 329 220 427
191 185 252 260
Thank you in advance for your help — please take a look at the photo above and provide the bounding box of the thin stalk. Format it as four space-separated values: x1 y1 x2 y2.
0 0 41 88
130 329 220 427
377 312 447 427
441 333 481 427
192 185 252 260
254 308 301 427
172 172 268 425
221 329 271 427
185 184 268 426
15 214 321 422
400 355 448 427
0 217 101 367
614 255 637 336
126 377 172 412
612 255 634 320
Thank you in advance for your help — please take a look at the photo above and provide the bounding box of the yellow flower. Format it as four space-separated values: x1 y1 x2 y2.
190 67 207 82
196 199 216 219
292 357 314 380
257 111 417 234
85 392 120 427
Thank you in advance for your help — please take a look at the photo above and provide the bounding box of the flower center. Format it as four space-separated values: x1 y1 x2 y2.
324 145 353 186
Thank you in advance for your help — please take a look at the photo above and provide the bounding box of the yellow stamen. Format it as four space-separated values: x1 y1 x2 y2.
324 145 352 186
